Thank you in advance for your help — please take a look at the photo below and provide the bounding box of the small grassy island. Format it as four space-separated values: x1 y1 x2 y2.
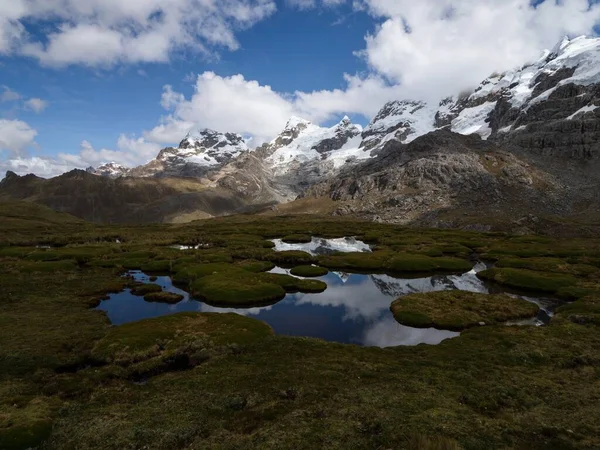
1 201 600 449
390 291 540 331
290 265 329 277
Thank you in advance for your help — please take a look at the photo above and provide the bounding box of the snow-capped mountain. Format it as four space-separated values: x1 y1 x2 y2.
88 35 600 182
159 130 248 168
264 116 367 175
362 35 600 152
91 129 251 179
435 35 600 154
360 100 437 151
87 162 129 178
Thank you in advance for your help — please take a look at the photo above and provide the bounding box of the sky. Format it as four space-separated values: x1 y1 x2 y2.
1 0 600 178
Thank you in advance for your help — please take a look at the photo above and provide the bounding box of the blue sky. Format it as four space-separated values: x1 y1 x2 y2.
2 2 373 157
1 0 600 177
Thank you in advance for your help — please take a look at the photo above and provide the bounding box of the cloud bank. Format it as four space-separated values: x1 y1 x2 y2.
2 0 600 177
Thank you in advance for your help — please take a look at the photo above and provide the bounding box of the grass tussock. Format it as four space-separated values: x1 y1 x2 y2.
2 203 600 449
391 291 539 331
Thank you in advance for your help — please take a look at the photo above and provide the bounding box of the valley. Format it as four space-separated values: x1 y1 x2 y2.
1 202 600 449
1 33 600 450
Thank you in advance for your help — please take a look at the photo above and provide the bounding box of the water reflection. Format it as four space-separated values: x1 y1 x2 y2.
271 237 372 256
97 265 557 348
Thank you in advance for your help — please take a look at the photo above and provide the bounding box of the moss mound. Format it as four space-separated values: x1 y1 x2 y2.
0 246 36 258
130 284 163 296
0 419 53 450
90 312 273 378
191 274 286 307
267 250 315 265
318 252 389 271
386 254 472 273
182 266 328 306
19 260 79 272
143 292 184 304
390 291 540 331
235 260 276 273
477 268 577 293
318 251 471 274
139 260 173 272
290 265 329 277
173 263 242 285
496 257 598 277
260 273 327 293
281 234 313 244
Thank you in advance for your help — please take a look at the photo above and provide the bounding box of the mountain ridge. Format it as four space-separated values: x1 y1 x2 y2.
4 35 600 229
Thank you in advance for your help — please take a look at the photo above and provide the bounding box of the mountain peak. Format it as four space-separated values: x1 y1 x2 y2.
284 116 312 130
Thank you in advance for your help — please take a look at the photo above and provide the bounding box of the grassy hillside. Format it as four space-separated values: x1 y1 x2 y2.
1 204 600 449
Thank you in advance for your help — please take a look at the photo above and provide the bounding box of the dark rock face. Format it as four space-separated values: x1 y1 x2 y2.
530 67 577 99
312 118 361 154
303 130 567 223
496 83 600 158
434 37 600 160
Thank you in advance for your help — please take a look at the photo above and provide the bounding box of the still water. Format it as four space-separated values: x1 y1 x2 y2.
96 264 560 348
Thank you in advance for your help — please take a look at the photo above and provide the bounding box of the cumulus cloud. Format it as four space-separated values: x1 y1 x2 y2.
0 156 74 179
358 0 600 100
0 133 162 179
287 0 345 9
4 0 600 178
24 98 48 113
145 72 405 146
147 72 297 144
56 135 161 169
1 0 277 67
0 119 37 156
1 86 21 102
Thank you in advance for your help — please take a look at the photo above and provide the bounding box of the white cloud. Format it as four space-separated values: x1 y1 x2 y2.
1 85 21 102
3 0 600 178
57 135 161 169
147 72 298 144
0 156 74 179
0 133 162 179
294 73 402 122
0 119 37 155
24 98 48 113
358 0 600 100
2 0 277 67
287 0 345 10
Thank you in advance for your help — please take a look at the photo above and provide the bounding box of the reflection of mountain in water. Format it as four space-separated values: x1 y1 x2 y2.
369 263 489 298
271 237 372 256
98 262 558 349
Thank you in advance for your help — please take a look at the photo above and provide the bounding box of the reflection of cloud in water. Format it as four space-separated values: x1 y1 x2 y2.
294 276 393 322
362 315 460 347
271 237 371 256
198 303 275 317
102 264 556 348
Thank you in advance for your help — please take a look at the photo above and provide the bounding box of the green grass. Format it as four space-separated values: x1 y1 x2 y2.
477 268 577 293
281 234 313 244
318 252 390 271
190 274 286 307
17 260 79 273
289 265 329 277
496 257 599 277
130 284 163 296
3 206 600 449
391 291 540 331
386 254 472 273
143 292 184 304
235 260 276 273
